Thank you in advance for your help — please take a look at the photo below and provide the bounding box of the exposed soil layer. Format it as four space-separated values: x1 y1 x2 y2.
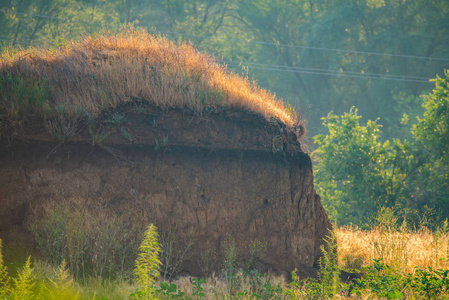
0 104 330 278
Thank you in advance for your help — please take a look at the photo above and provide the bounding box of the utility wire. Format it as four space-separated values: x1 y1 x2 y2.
0 9 438 82
160 30 449 62
225 63 432 83
221 60 432 81
3 9 448 61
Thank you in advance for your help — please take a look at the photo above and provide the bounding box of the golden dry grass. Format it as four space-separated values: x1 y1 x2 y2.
0 26 297 128
337 225 449 273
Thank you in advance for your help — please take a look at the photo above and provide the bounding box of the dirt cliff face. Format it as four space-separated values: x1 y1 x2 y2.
0 103 330 277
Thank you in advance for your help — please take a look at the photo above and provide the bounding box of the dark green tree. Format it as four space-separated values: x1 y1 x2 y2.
410 70 449 221
313 71 449 226
313 107 394 225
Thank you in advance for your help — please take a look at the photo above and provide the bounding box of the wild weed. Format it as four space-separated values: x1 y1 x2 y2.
408 266 449 299
11 256 35 300
222 234 237 295
197 241 216 278
41 260 80 300
160 228 195 281
303 228 343 299
155 282 185 299
0 72 49 120
133 224 161 299
191 278 206 299
0 238 11 298
245 239 267 271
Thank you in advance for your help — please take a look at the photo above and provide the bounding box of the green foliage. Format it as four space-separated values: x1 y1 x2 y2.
317 230 341 298
0 73 49 120
284 268 301 298
191 278 206 299
0 238 11 298
30 207 67 268
313 107 396 225
246 240 267 271
410 70 449 222
314 70 449 226
155 282 185 299
301 229 346 300
222 235 238 295
352 259 406 299
154 134 169 152
408 267 449 299
11 256 35 300
42 260 80 300
134 224 161 299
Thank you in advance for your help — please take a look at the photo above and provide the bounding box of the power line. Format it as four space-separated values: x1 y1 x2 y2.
221 60 432 81
225 62 432 83
160 30 449 62
3 9 448 62
0 9 437 82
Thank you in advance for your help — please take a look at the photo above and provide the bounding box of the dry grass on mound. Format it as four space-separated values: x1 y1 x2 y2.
337 225 449 273
0 27 297 128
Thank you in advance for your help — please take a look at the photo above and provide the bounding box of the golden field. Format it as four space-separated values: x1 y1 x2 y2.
337 224 449 274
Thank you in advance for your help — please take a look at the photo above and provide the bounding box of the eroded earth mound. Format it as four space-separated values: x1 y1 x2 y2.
0 29 330 278
0 103 330 278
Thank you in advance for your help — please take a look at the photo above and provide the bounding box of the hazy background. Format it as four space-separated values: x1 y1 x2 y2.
2 0 448 142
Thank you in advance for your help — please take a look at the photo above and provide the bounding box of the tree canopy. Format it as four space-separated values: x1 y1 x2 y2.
1 0 449 226
313 71 449 226
2 0 449 139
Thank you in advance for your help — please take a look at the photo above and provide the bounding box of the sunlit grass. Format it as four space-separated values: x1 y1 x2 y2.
337 225 449 273
0 26 298 128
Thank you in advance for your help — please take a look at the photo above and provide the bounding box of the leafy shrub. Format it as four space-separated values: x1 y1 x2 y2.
352 259 406 299
408 267 449 299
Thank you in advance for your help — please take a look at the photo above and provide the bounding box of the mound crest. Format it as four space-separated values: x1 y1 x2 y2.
0 28 300 133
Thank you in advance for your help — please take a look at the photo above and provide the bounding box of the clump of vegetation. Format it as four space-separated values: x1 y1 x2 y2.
313 70 449 227
3 223 449 299
28 197 148 282
0 27 298 139
133 224 161 299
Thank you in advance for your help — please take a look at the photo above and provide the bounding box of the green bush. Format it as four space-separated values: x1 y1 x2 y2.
313 71 449 227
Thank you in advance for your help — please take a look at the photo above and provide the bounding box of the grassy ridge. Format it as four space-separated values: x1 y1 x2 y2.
0 27 298 131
